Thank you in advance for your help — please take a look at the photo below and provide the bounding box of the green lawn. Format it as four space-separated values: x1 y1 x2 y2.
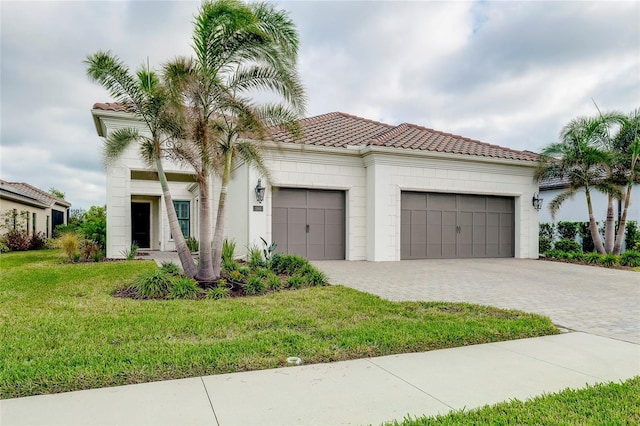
389 376 640 425
0 250 558 399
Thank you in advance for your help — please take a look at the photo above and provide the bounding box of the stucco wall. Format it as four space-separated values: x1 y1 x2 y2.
363 149 539 260
0 199 48 236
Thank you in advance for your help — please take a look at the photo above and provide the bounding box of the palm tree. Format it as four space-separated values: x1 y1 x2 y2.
535 113 623 254
164 0 305 281
86 52 198 277
611 108 640 254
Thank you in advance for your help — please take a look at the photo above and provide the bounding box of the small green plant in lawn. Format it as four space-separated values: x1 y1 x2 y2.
620 250 640 267
120 243 139 260
599 253 619 267
58 232 82 261
185 237 199 252
133 269 173 299
244 275 266 295
247 244 265 268
169 277 200 300
584 252 601 264
161 261 183 277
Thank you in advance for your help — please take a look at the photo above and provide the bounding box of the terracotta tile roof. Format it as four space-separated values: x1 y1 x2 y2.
93 104 538 162
93 102 126 112
269 112 538 162
268 112 394 148
0 180 71 207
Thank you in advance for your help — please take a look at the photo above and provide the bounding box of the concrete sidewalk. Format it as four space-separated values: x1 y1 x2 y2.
2 332 639 426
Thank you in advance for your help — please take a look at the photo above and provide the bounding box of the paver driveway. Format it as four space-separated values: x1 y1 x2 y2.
313 259 640 344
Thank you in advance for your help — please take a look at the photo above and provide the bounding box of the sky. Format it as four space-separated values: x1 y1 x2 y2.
1 0 638 210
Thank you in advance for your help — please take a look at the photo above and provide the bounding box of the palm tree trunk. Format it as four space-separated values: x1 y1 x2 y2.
604 194 615 253
211 150 232 280
155 158 197 278
613 184 633 254
196 173 215 282
586 189 606 254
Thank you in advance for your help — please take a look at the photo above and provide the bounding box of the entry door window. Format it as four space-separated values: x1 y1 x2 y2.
173 201 190 238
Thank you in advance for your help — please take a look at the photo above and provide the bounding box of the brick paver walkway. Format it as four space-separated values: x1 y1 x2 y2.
313 259 640 344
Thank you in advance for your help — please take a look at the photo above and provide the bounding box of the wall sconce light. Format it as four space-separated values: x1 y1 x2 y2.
532 192 543 211
255 179 266 204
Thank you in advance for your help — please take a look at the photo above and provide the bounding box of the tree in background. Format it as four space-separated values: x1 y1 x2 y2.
611 108 640 254
85 52 197 277
535 112 623 254
164 0 305 281
49 187 65 200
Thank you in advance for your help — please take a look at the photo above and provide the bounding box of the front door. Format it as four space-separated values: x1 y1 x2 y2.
131 202 150 248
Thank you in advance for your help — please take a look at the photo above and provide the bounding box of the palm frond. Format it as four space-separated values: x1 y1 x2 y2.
103 128 141 165
548 190 577 220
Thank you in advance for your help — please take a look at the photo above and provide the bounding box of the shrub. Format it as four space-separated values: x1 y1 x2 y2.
584 252 601 264
29 232 46 250
161 261 183 277
80 206 107 249
80 241 102 262
222 257 238 273
169 277 200 300
578 222 596 253
599 254 619 267
0 238 8 254
186 237 199 252
557 221 579 240
539 223 555 240
260 237 277 268
266 272 282 290
6 230 30 251
297 264 328 286
625 221 640 252
207 280 230 299
244 275 266 295
271 253 307 275
567 251 585 262
43 238 57 250
620 250 640 267
133 270 173 299
247 245 265 268
52 224 79 238
287 275 304 289
554 239 581 253
539 237 553 254
222 238 236 262
58 232 82 261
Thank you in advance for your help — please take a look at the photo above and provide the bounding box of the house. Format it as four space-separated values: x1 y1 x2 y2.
92 103 541 261
538 177 640 225
0 179 71 238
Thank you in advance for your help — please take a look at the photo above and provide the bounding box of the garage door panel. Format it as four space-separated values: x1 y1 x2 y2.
272 188 345 260
273 188 307 207
401 192 514 259
402 192 427 210
272 207 288 254
401 210 411 259
427 193 456 210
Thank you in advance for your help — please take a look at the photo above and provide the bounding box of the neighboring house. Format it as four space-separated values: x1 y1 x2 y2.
539 178 640 225
0 179 71 238
92 103 541 261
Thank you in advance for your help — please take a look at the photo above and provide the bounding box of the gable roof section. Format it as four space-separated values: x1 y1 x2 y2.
0 180 71 208
92 105 538 162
